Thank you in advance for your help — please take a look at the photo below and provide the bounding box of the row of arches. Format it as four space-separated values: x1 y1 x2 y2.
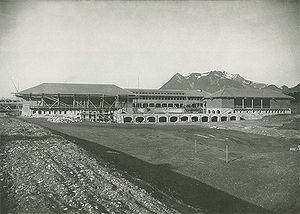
123 115 237 123
207 109 221 114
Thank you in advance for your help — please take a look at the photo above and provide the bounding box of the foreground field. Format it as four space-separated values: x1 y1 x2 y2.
0 118 198 214
196 114 300 139
27 116 300 213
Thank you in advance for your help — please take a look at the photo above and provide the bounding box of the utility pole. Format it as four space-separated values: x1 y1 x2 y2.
225 145 229 163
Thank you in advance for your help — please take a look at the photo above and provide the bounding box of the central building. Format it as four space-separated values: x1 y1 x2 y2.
126 88 210 114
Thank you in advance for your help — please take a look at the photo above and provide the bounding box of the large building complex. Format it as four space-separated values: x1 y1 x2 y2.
15 82 293 123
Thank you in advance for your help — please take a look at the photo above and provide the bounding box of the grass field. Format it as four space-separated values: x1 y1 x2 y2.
27 117 300 213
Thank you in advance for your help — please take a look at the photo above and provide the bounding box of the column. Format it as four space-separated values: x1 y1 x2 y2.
251 99 254 109
57 94 60 106
242 98 245 109
101 94 104 109
41 94 44 106
260 99 263 109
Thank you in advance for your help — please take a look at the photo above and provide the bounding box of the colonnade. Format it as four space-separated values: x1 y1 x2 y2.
122 114 239 123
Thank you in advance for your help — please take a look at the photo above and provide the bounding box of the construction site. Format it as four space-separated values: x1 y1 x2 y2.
13 82 293 124
0 83 298 214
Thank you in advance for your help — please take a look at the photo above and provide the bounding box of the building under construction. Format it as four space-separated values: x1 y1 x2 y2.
15 82 293 123
0 98 22 116
16 83 135 122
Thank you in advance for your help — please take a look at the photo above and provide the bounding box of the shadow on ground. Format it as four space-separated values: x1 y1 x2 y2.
49 128 272 214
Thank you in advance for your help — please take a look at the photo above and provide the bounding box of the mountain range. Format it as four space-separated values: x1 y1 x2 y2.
160 70 299 94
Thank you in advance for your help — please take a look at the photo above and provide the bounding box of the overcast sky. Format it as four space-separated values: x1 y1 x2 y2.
0 0 299 97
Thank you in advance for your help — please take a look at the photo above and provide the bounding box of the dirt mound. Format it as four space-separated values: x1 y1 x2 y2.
0 118 181 214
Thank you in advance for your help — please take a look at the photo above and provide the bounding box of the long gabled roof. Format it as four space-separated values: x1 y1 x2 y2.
126 88 210 97
204 88 293 99
17 83 134 96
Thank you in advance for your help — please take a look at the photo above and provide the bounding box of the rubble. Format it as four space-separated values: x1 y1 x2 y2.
47 115 82 123
0 118 179 214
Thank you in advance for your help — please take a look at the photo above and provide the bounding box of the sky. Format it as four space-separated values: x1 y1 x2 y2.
0 0 299 97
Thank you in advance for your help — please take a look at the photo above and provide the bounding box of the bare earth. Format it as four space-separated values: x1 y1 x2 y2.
0 118 197 214
1 115 299 213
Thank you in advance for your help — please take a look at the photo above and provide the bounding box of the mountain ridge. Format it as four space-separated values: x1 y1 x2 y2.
160 71 268 93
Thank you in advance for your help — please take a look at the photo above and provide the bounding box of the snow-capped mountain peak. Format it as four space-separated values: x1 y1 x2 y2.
160 71 267 93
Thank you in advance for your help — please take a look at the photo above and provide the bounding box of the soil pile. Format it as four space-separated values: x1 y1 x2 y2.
0 118 180 214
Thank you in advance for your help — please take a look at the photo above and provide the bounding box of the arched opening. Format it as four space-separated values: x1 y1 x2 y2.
162 103 167 108
211 116 218 122
147 117 156 123
168 103 173 107
191 116 199 122
142 103 148 108
136 117 144 123
230 116 236 121
208 110 211 114
124 117 132 123
221 116 227 122
212 110 215 114
201 116 208 122
217 110 220 114
170 116 178 122
181 116 188 122
155 103 161 108
240 117 245 120
159 116 167 122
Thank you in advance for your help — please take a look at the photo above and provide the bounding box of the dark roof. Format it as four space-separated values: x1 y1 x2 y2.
17 83 134 96
204 88 293 99
126 88 210 97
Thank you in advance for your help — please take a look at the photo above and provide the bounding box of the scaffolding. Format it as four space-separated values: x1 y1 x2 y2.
15 93 135 122
0 99 22 116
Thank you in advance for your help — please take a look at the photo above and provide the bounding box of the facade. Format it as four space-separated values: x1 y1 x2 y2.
16 83 135 122
15 83 293 123
126 88 210 114
203 88 292 121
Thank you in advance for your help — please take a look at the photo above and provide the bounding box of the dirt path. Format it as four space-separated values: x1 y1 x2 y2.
0 118 196 214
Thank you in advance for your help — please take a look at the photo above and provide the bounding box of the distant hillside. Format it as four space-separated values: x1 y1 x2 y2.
283 83 300 113
261 84 282 91
283 83 300 94
160 71 267 93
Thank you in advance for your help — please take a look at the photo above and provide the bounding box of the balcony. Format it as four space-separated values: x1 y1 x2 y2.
234 108 291 114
